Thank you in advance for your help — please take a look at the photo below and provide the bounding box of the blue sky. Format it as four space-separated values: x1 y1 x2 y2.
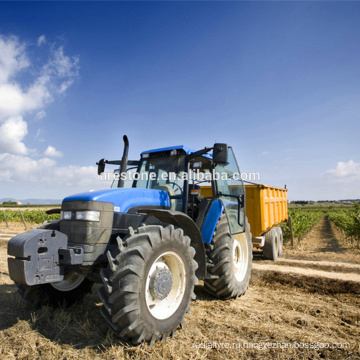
0 1 359 201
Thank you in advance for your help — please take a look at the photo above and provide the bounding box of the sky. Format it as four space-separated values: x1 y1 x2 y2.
0 1 359 201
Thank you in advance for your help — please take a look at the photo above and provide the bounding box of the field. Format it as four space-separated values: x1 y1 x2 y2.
327 203 360 249
0 209 60 233
281 208 323 239
0 210 359 359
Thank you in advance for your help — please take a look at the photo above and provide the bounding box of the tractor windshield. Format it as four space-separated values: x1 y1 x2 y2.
134 154 186 211
110 165 138 189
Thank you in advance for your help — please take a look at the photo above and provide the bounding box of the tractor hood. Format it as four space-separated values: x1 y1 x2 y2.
62 188 170 213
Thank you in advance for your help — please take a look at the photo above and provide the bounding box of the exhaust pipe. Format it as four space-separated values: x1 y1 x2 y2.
118 135 129 188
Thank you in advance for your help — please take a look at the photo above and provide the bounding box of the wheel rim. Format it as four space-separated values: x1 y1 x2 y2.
51 272 85 291
232 235 249 282
145 251 186 320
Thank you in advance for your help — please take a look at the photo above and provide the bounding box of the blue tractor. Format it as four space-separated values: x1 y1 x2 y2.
7 136 252 345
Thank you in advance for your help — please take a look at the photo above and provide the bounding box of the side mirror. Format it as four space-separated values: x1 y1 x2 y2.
97 158 106 175
213 143 228 164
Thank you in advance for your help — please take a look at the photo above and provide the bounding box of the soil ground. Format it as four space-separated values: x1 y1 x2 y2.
0 216 359 359
0 221 37 233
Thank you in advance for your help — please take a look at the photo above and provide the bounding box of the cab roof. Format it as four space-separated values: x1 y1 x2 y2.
141 145 197 155
141 145 213 159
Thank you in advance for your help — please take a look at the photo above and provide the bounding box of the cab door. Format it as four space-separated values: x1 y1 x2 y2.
214 147 245 234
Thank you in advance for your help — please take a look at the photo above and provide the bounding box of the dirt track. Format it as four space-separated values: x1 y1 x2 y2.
0 216 359 359
253 217 360 281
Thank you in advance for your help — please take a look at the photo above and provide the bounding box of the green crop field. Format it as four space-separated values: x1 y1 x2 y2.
328 203 360 248
280 204 360 249
0 209 60 224
281 208 324 240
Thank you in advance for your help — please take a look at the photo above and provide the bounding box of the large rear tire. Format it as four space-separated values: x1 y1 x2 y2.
204 214 252 299
98 224 198 345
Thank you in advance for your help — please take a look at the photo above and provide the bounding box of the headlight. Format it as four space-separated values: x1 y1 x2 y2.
75 211 100 222
60 211 72 220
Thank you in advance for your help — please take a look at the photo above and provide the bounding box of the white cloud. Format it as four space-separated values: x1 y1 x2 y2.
37 35 46 47
0 34 78 158
35 110 46 120
0 153 55 182
35 128 45 142
58 79 74 94
261 151 269 156
50 46 79 78
0 83 26 120
0 116 28 154
0 35 29 85
0 34 90 192
0 152 109 191
0 35 79 126
326 160 360 181
51 165 100 187
44 145 63 158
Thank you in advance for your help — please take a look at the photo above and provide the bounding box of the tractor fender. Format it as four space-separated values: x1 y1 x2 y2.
138 209 206 280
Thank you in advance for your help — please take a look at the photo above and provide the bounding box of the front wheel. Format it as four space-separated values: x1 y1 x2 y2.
204 214 252 299
15 222 93 308
98 224 198 345
16 272 93 309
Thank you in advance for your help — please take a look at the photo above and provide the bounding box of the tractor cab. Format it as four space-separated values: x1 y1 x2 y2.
106 142 246 236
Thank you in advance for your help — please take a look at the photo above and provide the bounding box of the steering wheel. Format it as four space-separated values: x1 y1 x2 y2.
167 181 183 195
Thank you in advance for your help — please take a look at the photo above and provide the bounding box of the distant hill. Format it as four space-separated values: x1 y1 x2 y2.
0 198 62 205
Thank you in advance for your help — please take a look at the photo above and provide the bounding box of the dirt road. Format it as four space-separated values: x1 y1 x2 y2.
0 216 359 359
253 216 360 283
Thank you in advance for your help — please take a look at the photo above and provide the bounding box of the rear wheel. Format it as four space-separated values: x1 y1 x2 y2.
98 224 198 345
204 214 252 299
263 228 279 260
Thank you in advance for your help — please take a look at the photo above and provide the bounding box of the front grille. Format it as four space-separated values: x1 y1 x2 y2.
60 201 114 245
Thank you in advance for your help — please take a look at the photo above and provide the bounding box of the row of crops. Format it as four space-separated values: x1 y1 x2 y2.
281 204 360 245
282 209 324 239
0 208 325 239
0 209 59 224
0 207 358 245
327 203 360 246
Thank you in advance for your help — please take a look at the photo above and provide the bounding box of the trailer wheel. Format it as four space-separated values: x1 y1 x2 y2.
204 214 252 299
277 227 283 256
98 224 198 345
16 273 93 309
263 228 279 260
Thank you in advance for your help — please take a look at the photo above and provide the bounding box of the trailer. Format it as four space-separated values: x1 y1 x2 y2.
200 184 288 260
245 184 288 260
